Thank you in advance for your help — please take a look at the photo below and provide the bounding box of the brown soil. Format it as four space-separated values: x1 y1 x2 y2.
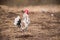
0 5 60 40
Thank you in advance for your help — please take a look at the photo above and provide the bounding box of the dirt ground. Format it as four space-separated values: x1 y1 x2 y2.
0 5 60 40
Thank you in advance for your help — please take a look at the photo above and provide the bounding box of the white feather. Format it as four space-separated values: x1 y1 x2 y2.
21 13 30 30
14 16 20 25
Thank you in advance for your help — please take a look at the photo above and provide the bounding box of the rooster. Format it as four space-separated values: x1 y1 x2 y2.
14 9 30 31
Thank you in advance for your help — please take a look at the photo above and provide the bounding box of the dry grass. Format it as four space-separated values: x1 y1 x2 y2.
0 5 60 40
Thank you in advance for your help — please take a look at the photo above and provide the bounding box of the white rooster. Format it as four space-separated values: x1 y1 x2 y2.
14 9 30 31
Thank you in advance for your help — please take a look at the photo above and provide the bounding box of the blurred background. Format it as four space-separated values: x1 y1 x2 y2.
0 0 60 40
0 0 60 6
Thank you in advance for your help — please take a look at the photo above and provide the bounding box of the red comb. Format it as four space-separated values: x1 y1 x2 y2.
24 9 29 14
